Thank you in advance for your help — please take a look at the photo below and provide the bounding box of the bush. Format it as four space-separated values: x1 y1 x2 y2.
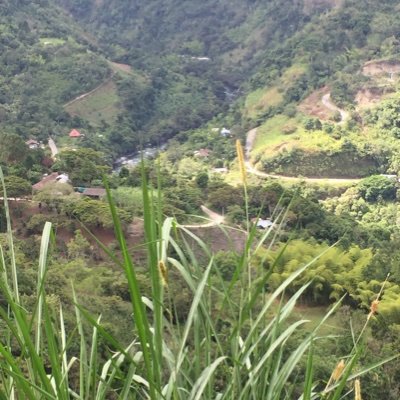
357 175 397 202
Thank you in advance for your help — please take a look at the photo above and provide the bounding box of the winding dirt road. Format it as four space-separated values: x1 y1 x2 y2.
321 93 349 125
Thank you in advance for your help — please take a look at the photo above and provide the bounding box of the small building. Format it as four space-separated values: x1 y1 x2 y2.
82 188 106 200
194 148 211 158
220 127 232 137
251 217 275 230
212 167 228 173
32 172 60 191
33 173 71 191
26 139 39 149
56 174 70 184
69 129 82 138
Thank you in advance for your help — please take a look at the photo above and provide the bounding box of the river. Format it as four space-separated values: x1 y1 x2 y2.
113 145 164 172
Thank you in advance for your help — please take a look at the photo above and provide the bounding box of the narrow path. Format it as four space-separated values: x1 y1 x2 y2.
321 93 349 125
63 61 132 109
63 73 115 108
245 128 360 184
48 137 59 158
182 205 225 229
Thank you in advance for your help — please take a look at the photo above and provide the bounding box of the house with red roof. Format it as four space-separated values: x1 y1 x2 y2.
26 139 39 149
69 129 82 138
194 148 211 158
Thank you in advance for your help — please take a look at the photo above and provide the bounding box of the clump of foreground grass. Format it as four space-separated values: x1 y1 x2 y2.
0 164 396 399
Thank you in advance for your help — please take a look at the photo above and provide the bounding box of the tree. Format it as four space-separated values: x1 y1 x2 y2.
63 197 131 228
357 175 397 202
34 183 74 212
0 176 31 197
195 172 209 188
0 133 28 165
52 149 110 186
67 230 91 259
112 187 144 216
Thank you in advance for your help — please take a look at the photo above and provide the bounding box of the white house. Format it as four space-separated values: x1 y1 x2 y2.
56 174 70 184
220 127 232 137
252 218 275 230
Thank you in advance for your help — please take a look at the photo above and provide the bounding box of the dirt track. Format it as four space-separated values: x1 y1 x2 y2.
321 93 349 125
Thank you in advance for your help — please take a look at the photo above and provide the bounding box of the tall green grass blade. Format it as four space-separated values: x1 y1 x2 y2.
0 342 40 399
42 299 69 400
72 286 88 398
0 167 19 303
165 258 214 398
104 179 158 399
141 164 163 392
189 356 226 400
35 221 52 354
303 344 314 400
87 316 101 400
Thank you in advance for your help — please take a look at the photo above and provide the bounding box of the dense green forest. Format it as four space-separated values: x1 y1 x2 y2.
2 0 400 398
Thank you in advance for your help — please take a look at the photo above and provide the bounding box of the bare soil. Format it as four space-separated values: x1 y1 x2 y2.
362 60 400 77
355 87 391 109
9 202 147 263
110 62 133 74
298 87 335 120
184 225 248 254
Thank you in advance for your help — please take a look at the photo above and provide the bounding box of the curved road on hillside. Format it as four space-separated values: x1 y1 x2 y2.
321 93 349 125
245 126 361 184
63 74 115 108
63 62 133 108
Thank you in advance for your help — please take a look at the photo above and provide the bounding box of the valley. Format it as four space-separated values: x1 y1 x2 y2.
2 0 400 399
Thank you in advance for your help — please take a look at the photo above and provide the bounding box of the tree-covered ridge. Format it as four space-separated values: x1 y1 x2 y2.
4 0 400 163
0 0 111 140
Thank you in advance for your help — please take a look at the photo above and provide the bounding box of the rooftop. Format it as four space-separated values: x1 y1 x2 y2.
69 129 82 138
82 188 106 198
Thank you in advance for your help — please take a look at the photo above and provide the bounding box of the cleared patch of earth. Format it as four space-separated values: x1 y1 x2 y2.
184 225 248 254
109 62 133 74
298 87 335 120
362 60 400 77
355 87 391 109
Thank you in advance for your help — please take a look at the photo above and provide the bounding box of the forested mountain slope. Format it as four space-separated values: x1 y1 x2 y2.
0 0 111 140
4 1 400 162
52 0 400 168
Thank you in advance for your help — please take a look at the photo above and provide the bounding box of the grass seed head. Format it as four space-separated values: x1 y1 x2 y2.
332 359 346 382
355 379 362 400
158 260 168 287
236 139 247 185
368 299 379 320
